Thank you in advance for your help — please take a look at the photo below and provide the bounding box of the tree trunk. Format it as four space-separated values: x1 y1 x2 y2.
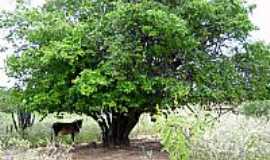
92 110 141 147
12 110 35 132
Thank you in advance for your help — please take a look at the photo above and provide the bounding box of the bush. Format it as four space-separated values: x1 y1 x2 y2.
155 107 270 160
155 108 213 160
241 100 270 119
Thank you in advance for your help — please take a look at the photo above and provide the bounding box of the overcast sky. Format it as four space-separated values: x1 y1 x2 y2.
0 0 269 87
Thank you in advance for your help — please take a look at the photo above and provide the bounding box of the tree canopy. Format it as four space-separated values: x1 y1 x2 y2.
1 0 270 146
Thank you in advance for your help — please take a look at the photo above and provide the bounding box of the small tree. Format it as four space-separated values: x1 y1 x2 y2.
1 0 270 146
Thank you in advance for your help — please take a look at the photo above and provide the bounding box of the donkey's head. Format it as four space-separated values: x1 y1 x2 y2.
74 119 83 129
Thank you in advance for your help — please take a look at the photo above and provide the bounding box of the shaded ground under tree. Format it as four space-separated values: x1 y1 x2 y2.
2 139 168 160
71 139 168 160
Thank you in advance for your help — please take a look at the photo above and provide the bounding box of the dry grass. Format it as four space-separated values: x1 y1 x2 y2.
191 113 270 160
1 144 73 160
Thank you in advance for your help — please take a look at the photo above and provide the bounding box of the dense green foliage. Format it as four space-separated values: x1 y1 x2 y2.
1 0 270 145
233 43 270 101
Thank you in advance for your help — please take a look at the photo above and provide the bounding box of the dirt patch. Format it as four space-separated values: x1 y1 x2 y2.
71 148 168 160
71 139 168 160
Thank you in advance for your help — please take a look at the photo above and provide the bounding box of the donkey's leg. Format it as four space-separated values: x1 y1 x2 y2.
71 133 75 143
50 130 54 143
52 131 59 147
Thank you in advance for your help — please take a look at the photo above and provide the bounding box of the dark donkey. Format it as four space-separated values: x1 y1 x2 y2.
51 119 83 143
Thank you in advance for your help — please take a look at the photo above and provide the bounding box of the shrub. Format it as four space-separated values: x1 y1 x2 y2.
156 108 212 160
241 100 270 119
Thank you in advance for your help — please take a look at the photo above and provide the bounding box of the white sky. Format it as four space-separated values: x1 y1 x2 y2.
249 0 270 43
0 0 270 87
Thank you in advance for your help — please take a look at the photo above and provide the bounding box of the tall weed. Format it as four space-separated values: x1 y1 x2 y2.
156 108 212 160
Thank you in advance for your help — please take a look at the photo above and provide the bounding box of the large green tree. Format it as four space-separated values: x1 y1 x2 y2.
1 0 270 146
